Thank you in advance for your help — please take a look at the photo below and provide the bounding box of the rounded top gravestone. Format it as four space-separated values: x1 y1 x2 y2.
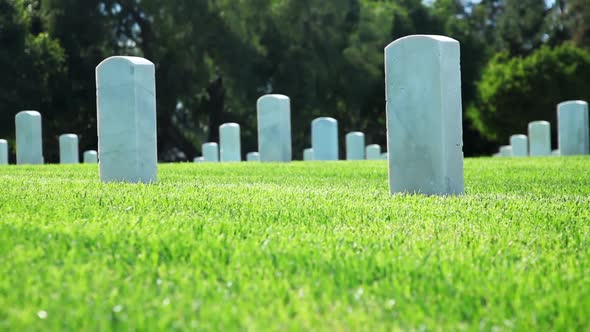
202 142 219 162
59 133 79 164
219 123 241 162
345 132 365 160
257 95 292 162
384 34 464 196
313 117 337 125
311 117 339 161
0 139 7 165
60 133 78 139
528 121 551 156
510 134 528 157
15 110 43 165
557 100 589 156
366 144 382 160
83 150 98 164
220 123 239 129
16 110 42 118
96 55 158 183
529 120 550 126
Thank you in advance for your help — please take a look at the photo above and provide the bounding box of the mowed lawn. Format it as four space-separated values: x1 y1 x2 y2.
0 157 589 331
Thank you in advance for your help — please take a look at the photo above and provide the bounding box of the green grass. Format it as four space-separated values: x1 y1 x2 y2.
1 157 589 331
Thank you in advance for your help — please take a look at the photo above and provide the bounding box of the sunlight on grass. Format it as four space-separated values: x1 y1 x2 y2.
0 157 589 330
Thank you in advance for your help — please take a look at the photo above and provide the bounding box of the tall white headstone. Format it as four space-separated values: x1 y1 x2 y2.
499 145 513 157
247 152 260 162
202 142 219 162
510 134 528 157
303 148 313 161
96 56 158 183
385 35 464 195
0 139 8 165
366 144 381 160
345 132 365 160
528 121 551 156
59 134 79 164
15 111 43 165
83 150 98 163
558 101 589 156
220 123 241 162
311 117 338 161
257 95 292 162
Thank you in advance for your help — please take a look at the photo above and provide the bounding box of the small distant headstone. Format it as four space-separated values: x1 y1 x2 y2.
510 134 528 157
558 100 589 156
15 111 43 165
552 149 560 156
381 152 388 160
303 148 313 161
59 134 79 164
96 56 158 183
202 142 219 162
366 144 381 160
83 150 98 163
247 152 260 162
385 35 464 195
0 139 8 165
499 145 513 157
311 117 338 161
528 121 551 156
194 157 204 163
257 95 292 162
345 132 365 160
219 123 241 162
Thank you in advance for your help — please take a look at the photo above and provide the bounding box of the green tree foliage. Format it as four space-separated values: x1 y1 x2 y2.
468 43 590 143
0 0 584 159
0 0 64 157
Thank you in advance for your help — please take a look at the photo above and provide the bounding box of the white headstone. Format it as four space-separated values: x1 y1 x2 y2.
247 152 260 162
59 134 79 164
83 150 98 163
202 142 219 162
366 144 381 160
303 148 314 161
219 123 241 162
499 145 513 157
528 121 551 156
510 134 528 157
257 94 292 162
558 100 589 156
311 117 338 161
194 157 204 163
385 35 464 195
345 132 365 160
381 152 388 160
15 111 43 165
96 56 157 183
0 139 8 165
552 149 560 156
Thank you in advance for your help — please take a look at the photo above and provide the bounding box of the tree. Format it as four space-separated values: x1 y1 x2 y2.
41 0 115 161
467 43 590 145
0 0 65 160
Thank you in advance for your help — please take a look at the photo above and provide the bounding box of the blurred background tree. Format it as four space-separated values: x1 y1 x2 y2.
0 0 588 161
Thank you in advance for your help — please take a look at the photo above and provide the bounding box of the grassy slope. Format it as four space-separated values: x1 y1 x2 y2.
0 157 589 331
